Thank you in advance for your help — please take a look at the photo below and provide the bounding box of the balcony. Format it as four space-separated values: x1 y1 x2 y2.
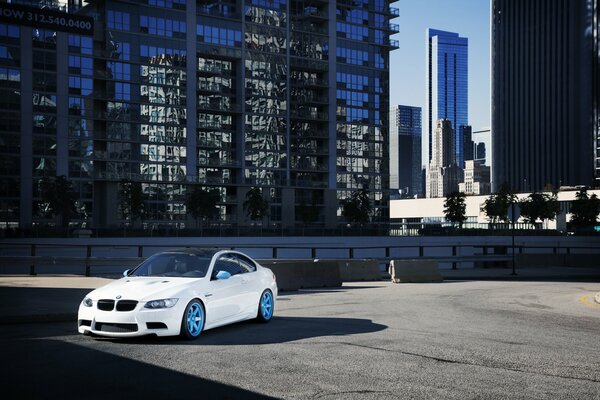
385 23 400 33
197 64 233 76
290 109 329 121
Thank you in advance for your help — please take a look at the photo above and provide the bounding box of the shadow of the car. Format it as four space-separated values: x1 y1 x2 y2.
96 316 387 346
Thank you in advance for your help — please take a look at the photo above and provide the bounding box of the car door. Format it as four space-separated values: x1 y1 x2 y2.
232 254 260 314
204 254 244 325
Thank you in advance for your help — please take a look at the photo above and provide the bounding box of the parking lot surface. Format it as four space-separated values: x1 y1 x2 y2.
1 280 599 399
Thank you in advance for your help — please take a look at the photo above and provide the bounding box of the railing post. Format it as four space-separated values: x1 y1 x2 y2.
137 245 143 258
29 244 36 276
385 247 390 259
452 246 457 270
272 247 277 259
419 246 424 257
85 245 92 277
311 248 316 259
349 248 354 259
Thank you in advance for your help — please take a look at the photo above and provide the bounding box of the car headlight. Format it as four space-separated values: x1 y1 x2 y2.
144 298 179 309
82 297 93 307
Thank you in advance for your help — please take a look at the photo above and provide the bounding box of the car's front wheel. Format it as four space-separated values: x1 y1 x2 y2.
180 299 205 340
257 290 274 323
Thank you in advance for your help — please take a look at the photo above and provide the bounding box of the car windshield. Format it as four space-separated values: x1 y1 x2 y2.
129 253 210 278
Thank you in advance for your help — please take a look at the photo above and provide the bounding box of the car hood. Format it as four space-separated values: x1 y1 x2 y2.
87 277 203 302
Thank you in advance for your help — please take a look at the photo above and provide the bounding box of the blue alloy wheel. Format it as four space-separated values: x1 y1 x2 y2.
257 290 274 323
181 300 204 339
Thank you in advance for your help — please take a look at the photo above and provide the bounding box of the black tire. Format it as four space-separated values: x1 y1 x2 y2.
180 299 205 340
256 290 274 323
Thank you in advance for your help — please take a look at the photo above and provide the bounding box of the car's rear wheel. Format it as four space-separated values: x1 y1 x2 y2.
180 299 204 339
257 290 274 323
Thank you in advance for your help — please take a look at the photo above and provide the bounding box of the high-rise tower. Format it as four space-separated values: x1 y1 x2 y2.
491 0 597 192
424 29 468 170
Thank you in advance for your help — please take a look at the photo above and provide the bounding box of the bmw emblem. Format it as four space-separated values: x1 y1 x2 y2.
116 295 122 299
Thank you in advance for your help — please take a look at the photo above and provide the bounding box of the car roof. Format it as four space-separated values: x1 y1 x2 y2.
158 248 225 257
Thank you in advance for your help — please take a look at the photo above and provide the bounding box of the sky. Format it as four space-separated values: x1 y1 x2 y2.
389 0 491 130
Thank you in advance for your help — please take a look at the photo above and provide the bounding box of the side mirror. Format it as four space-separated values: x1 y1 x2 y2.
123 269 130 277
215 270 231 280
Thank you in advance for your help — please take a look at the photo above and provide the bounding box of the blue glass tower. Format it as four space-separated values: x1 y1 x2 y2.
424 29 468 169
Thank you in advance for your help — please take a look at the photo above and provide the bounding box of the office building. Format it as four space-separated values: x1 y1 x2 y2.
459 160 490 195
0 0 399 230
426 119 463 198
424 29 468 169
389 105 421 197
492 0 597 192
594 0 599 188
472 128 490 166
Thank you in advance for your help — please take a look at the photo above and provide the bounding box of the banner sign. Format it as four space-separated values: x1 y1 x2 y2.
0 3 93 36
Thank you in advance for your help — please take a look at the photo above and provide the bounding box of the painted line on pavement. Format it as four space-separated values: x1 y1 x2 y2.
578 294 600 309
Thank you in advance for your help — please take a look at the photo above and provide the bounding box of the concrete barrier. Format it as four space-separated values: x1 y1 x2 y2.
337 259 381 282
389 259 442 283
258 259 342 291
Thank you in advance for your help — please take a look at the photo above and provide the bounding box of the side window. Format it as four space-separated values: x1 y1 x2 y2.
213 254 243 277
236 254 257 273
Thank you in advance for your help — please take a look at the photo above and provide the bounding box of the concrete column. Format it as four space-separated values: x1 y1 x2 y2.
185 1 197 182
327 1 337 190
55 32 69 177
326 0 337 229
19 27 33 229
281 188 294 228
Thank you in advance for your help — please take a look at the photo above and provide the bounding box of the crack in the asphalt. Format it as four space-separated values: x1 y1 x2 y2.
312 389 393 399
330 342 600 384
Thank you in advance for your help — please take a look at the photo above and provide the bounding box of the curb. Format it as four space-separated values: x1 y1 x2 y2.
1 312 76 325
595 292 600 305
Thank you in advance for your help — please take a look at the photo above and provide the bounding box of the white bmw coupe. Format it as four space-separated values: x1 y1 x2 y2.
78 249 277 339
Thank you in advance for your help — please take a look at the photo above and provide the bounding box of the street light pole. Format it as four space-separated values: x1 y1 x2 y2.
511 201 517 276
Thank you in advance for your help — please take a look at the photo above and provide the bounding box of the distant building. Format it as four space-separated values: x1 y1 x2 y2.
425 29 468 169
472 128 490 166
492 0 597 192
426 119 463 198
389 105 422 197
462 125 474 162
459 160 491 195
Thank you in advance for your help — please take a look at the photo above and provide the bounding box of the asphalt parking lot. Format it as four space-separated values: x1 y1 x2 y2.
1 280 599 399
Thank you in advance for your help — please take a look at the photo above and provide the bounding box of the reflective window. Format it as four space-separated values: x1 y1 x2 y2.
107 10 130 31
140 16 186 37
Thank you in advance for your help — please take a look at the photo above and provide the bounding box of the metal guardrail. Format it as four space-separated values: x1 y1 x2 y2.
0 242 597 277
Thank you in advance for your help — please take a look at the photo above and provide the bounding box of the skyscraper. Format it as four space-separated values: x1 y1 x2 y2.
426 119 463 198
0 0 399 230
492 0 597 192
594 0 599 188
424 29 468 170
389 105 422 197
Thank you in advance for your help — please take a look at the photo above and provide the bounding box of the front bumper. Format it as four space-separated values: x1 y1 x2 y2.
78 300 186 338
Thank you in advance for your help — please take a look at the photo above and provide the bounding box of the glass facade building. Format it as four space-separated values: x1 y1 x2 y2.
424 29 468 170
0 0 398 229
389 105 421 197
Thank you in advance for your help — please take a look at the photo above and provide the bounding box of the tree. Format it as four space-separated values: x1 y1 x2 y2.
244 187 268 223
118 179 148 227
570 188 600 230
187 185 219 228
342 188 372 225
443 191 467 229
481 183 516 224
38 175 77 229
519 192 560 228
